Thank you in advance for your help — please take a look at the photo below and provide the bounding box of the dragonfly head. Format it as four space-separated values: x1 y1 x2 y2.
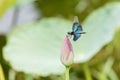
67 31 74 35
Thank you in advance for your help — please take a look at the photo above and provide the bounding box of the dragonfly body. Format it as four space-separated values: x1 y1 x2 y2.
67 16 85 41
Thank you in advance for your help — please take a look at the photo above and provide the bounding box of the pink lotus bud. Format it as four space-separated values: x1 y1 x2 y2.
61 35 74 66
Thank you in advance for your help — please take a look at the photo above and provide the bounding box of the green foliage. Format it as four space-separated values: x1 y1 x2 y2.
0 0 15 18
3 18 72 76
1 0 120 80
35 0 120 21
0 0 35 18
0 64 5 80
3 2 120 79
73 2 120 63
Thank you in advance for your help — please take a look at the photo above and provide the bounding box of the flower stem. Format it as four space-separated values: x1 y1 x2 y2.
65 66 70 80
83 63 92 80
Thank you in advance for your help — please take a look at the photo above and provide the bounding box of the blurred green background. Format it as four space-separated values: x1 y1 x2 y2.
0 0 120 80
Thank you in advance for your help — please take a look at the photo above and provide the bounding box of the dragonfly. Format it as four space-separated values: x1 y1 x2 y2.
67 16 86 41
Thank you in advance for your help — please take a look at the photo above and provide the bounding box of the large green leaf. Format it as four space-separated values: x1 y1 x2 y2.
3 2 120 76
73 2 120 63
4 18 72 76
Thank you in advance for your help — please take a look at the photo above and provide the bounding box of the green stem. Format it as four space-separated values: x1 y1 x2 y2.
83 63 92 80
8 69 16 80
65 66 70 80
24 74 34 80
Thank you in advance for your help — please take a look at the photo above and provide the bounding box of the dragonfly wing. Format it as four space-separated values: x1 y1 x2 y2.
73 25 83 41
72 16 79 31
73 33 81 41
72 23 79 32
75 25 83 33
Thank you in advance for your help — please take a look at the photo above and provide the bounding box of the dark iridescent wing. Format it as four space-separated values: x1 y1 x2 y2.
75 25 83 33
71 16 85 41
72 16 79 32
72 23 79 32
73 25 83 41
73 33 81 41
